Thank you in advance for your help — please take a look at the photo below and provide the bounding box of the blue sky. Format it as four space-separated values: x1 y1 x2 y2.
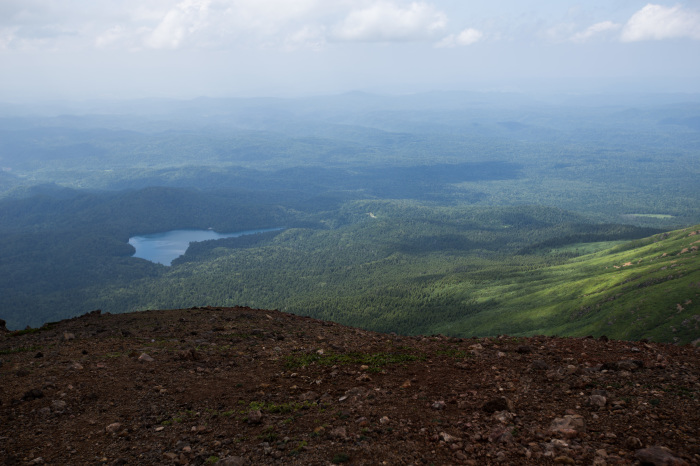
1 1 699 100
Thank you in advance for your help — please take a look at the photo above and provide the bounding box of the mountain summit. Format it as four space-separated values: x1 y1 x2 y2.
1 306 698 465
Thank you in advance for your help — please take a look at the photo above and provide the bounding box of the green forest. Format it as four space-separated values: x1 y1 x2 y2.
0 93 698 343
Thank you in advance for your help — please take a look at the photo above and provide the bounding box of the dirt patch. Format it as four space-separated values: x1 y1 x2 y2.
1 307 698 465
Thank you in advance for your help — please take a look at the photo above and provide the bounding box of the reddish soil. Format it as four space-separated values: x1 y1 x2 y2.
1 306 698 465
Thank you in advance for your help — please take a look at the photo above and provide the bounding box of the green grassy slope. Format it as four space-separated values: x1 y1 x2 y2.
434 225 700 344
77 201 697 344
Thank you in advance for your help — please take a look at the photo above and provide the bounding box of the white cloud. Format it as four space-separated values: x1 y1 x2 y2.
621 3 700 42
435 28 483 48
91 0 331 50
333 2 447 42
284 26 327 51
145 0 211 49
570 20 620 43
0 27 18 50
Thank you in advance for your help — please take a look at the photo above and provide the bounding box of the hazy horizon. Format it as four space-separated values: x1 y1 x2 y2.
1 1 699 102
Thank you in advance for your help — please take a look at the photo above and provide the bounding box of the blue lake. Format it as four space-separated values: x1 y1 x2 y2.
129 228 281 266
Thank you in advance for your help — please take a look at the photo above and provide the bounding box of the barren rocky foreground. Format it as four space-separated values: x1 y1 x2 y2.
1 307 698 465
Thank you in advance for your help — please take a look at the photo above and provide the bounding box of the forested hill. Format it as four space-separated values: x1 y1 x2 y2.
0 94 698 343
82 218 699 345
1 185 697 344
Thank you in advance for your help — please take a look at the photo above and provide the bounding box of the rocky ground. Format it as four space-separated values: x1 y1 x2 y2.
1 306 698 465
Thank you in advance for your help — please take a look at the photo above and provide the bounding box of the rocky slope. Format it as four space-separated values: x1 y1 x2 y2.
1 307 698 465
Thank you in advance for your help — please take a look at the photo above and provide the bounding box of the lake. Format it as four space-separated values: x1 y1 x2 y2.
129 228 281 265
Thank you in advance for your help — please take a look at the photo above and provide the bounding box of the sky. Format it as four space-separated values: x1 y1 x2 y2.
1 0 700 101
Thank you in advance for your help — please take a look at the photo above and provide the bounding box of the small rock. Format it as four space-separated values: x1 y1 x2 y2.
516 345 532 354
493 410 514 424
589 395 607 408
299 391 319 401
530 360 549 371
440 432 462 443
356 417 369 427
431 401 446 410
550 415 585 437
218 457 248 466
329 426 347 440
247 410 262 424
379 416 390 425
106 423 122 434
617 360 644 371
176 348 198 360
634 446 688 466
138 353 154 362
63 332 75 341
624 437 643 450
22 389 44 401
51 400 67 413
488 428 513 444
554 456 576 465
482 397 513 413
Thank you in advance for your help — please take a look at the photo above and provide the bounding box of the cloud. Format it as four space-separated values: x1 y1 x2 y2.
145 0 211 49
621 3 700 42
332 2 447 42
284 25 327 51
570 20 620 43
435 28 483 48
92 0 331 50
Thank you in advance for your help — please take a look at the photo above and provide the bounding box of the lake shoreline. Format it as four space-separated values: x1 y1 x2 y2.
129 228 283 265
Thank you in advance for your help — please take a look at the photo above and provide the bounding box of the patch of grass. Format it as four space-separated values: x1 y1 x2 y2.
205 456 219 464
10 327 45 337
435 346 469 359
290 440 307 455
285 351 425 371
0 345 42 355
332 453 350 464
258 426 279 442
246 400 315 414
219 332 259 340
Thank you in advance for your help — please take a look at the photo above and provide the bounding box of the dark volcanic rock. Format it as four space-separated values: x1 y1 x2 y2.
482 396 513 413
22 389 44 402
0 306 698 465
635 446 689 466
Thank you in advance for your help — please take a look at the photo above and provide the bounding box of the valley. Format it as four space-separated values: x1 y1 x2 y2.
0 93 698 344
